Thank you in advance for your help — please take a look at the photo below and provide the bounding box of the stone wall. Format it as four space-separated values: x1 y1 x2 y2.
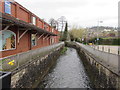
65 42 120 89
11 44 64 88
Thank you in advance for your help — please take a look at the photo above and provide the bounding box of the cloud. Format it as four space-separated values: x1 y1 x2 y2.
15 0 119 27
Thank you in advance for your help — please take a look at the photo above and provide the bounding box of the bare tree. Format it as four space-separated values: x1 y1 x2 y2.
57 16 66 32
49 18 56 28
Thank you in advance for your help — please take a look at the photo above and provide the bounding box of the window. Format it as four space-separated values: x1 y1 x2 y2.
31 34 36 46
52 28 54 32
32 16 36 25
0 30 16 51
4 0 11 14
44 24 47 30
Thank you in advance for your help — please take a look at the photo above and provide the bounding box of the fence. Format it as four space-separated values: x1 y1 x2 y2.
90 45 120 55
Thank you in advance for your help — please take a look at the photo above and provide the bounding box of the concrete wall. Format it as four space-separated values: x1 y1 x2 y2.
10 42 64 88
65 42 120 89
77 43 119 74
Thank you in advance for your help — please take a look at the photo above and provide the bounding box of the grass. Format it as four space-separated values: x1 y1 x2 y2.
60 47 67 54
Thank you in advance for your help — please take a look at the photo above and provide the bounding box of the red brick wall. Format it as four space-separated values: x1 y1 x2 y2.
18 8 29 22
0 1 3 13
11 3 16 17
0 1 4 13
37 19 43 28
0 1 59 36
1 28 54 58
0 1 60 58
1 26 30 58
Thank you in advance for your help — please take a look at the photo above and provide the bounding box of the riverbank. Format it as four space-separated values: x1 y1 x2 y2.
39 48 91 88
65 42 120 89
11 43 65 88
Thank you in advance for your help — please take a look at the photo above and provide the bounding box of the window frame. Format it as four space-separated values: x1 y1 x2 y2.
31 16 36 25
31 34 37 47
4 0 11 15
0 30 16 51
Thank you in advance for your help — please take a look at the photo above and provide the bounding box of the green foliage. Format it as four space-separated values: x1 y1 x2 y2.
59 31 63 41
60 47 67 54
69 26 86 41
61 22 68 41
87 38 120 45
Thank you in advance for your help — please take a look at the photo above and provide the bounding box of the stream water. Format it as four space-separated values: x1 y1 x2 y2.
39 48 91 88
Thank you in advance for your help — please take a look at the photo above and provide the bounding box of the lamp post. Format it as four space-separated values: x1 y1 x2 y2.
97 21 103 49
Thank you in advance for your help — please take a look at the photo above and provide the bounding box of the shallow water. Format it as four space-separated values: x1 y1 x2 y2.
39 48 91 88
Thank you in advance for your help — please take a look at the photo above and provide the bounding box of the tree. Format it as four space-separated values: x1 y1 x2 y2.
69 26 86 42
62 22 68 41
49 18 57 29
57 16 66 32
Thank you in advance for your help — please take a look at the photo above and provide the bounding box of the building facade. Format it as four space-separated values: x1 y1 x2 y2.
0 0 60 58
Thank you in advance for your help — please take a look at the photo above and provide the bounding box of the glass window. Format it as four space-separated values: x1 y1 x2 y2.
31 34 36 46
4 0 11 14
44 24 47 30
32 16 36 25
0 30 16 51
52 28 54 32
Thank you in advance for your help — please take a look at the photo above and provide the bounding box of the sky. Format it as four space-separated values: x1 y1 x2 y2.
15 0 119 28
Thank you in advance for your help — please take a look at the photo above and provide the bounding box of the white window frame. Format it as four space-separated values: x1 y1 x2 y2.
0 30 16 51
31 34 37 47
32 16 36 25
52 28 54 32
4 0 11 14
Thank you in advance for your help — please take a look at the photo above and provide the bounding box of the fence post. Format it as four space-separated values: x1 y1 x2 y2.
102 46 104 51
97 46 99 50
118 48 120 55
108 48 110 53
17 54 20 69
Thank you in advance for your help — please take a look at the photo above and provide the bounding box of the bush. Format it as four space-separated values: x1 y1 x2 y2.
88 38 120 45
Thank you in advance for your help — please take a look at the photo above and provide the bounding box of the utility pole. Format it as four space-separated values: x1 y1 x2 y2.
97 21 103 44
97 20 103 50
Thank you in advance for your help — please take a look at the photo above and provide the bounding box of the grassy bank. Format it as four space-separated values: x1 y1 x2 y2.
60 47 68 54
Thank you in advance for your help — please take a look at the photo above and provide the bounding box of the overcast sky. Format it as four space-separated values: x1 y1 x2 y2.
15 0 119 28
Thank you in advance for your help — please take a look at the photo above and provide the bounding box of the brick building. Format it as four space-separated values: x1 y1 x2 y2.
0 0 60 58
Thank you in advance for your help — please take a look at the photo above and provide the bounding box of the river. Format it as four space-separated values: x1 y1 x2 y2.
39 48 91 88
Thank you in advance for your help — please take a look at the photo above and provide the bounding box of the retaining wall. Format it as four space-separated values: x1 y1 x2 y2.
77 43 119 74
65 42 120 89
9 42 64 88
